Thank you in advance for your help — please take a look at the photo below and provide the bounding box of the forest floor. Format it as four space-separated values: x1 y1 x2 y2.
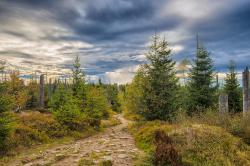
7 115 141 166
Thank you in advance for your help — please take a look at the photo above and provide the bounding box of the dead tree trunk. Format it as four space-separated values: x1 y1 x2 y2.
39 74 45 108
219 94 228 114
48 78 52 101
243 67 250 116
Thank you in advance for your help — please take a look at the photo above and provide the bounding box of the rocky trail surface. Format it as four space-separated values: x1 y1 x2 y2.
8 115 141 166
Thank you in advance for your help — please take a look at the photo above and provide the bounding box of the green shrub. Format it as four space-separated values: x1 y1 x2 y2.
49 85 87 131
17 112 67 138
0 112 15 154
0 95 14 113
8 124 49 147
54 104 86 131
84 87 110 127
105 84 121 113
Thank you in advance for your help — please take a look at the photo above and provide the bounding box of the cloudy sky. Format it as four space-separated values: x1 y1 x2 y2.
0 0 249 83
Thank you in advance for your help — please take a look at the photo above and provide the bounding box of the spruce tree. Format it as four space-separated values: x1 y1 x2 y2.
187 45 216 114
224 60 242 113
141 35 178 121
72 56 86 107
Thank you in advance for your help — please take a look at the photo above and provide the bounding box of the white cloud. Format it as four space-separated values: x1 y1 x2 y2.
161 0 239 21
170 45 185 54
0 9 93 75
102 65 140 84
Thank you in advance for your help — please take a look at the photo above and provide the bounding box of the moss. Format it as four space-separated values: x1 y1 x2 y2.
78 158 94 166
98 160 112 166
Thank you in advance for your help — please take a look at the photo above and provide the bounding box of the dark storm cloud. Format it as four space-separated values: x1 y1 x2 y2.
0 0 250 83
185 3 250 71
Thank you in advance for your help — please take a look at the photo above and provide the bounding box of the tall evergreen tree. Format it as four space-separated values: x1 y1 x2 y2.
72 56 86 107
187 44 216 114
141 35 178 121
224 60 242 113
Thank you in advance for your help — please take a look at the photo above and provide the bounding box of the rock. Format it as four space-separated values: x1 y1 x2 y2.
55 154 66 161
117 154 128 159
94 150 101 153
117 149 126 153
71 154 79 158
73 159 79 163
21 157 32 164
93 160 99 164
102 156 113 161
108 144 116 147
73 150 79 154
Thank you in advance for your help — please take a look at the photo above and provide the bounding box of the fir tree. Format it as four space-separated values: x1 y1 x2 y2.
141 35 178 121
224 60 242 113
72 56 86 107
187 44 216 114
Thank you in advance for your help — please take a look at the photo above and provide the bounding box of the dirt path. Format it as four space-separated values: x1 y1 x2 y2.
9 115 140 166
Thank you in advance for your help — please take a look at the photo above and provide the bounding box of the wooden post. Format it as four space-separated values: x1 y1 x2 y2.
39 74 45 108
219 94 228 114
243 67 250 116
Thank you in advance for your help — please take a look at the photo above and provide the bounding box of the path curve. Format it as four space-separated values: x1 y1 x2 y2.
9 115 140 166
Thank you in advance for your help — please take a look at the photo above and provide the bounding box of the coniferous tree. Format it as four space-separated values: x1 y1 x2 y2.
26 81 39 109
224 60 242 113
187 45 216 114
105 84 121 112
72 56 86 107
50 84 85 131
0 65 14 153
140 35 178 121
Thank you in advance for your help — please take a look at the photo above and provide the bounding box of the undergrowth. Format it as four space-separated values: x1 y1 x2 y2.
0 111 120 158
129 113 250 166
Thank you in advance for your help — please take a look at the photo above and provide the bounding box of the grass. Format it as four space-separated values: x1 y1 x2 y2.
129 113 250 166
98 160 113 166
100 115 121 128
78 151 111 166
175 110 250 144
78 158 95 166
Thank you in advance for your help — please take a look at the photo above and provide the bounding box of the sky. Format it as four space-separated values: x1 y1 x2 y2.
0 0 249 84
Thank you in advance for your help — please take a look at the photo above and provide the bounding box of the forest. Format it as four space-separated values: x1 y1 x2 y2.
0 34 250 166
